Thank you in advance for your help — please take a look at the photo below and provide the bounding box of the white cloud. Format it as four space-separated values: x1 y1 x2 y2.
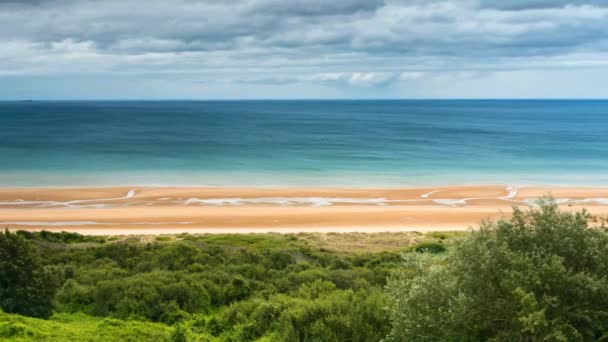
307 72 397 86
0 0 608 97
348 72 396 86
399 72 425 80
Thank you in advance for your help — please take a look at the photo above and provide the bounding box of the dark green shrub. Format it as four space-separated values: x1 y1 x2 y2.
410 241 446 253
0 229 58 318
16 230 105 244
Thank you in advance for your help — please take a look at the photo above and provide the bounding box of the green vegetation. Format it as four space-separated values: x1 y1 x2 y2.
0 311 172 341
0 229 434 341
409 241 447 254
1 201 608 341
0 230 58 318
15 230 106 244
387 201 608 341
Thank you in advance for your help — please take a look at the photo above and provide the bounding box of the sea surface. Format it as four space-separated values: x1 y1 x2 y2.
1 100 607 187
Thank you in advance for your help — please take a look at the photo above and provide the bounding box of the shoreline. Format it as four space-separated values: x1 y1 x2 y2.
2 185 608 235
4 180 608 189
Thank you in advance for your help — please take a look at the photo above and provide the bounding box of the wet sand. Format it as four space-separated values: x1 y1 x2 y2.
1 185 608 235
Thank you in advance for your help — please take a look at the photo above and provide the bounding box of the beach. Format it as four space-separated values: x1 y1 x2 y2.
2 185 608 235
2 100 608 236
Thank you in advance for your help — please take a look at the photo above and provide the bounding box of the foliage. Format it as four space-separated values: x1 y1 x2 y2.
0 310 172 341
410 241 446 254
205 283 389 341
7 203 608 341
1 230 417 341
171 323 188 342
15 230 106 244
0 229 59 318
386 201 608 341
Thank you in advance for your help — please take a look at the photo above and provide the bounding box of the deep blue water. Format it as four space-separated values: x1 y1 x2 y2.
1 100 607 186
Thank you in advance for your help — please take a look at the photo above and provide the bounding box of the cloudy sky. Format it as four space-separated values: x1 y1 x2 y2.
1 0 607 99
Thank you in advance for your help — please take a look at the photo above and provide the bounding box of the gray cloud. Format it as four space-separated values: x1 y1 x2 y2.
0 0 48 4
246 0 386 16
0 0 607 96
478 0 608 10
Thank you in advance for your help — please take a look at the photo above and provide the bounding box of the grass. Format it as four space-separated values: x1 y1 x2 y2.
34 231 468 254
295 231 469 254
188 233 299 249
0 311 173 342
296 232 424 253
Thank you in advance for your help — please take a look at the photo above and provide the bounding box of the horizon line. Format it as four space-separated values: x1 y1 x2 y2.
2 98 608 102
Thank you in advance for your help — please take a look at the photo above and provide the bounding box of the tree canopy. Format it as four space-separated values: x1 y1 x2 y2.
387 201 608 341
0 229 58 318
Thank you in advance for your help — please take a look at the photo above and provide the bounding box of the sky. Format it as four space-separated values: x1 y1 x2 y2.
1 0 608 99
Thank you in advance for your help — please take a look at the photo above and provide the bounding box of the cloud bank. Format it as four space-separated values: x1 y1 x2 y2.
1 0 607 98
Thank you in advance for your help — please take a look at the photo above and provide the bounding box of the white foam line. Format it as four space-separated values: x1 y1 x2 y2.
526 197 608 206
184 197 389 207
575 198 608 205
428 186 523 206
421 190 440 198
499 186 519 200
2 187 607 209
431 199 467 206
182 193 521 207
0 200 57 206
0 189 137 208
63 189 137 206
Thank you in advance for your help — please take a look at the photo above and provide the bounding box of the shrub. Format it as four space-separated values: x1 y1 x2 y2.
89 272 211 322
16 230 105 244
410 241 446 254
0 321 32 338
171 323 189 342
387 201 608 341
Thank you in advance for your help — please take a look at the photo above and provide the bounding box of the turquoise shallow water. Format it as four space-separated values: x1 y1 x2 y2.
1 100 607 187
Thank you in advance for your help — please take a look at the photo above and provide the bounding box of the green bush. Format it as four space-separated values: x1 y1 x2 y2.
15 230 105 244
387 201 608 341
89 272 211 322
0 321 32 338
410 241 446 254
171 323 188 342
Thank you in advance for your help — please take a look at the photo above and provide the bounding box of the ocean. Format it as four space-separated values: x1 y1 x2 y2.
1 100 607 187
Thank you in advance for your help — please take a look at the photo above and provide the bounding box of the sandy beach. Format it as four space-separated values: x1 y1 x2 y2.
1 185 608 235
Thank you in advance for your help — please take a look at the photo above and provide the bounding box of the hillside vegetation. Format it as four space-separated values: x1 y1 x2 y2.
1 229 451 341
1 201 608 341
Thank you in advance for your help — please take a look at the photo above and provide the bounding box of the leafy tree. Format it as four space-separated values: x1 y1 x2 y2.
0 229 58 318
386 201 608 341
